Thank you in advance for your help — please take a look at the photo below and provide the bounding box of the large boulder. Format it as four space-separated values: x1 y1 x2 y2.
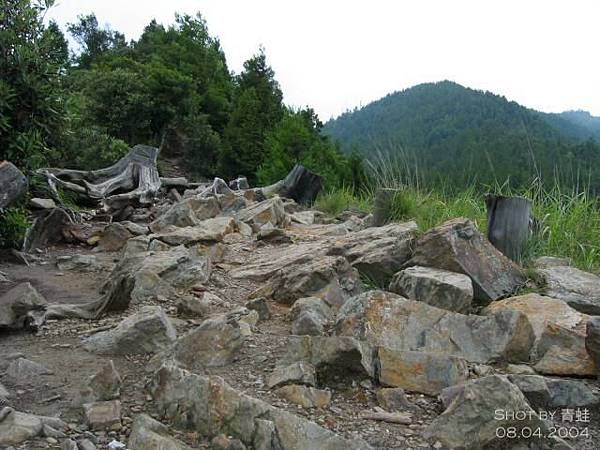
6 358 52 383
377 348 469 396
149 362 372 450
334 290 534 364
83 306 176 355
0 161 28 209
234 243 363 308
389 266 473 313
153 217 238 246
171 314 244 369
149 196 221 233
289 297 333 336
97 223 133 252
538 265 600 315
22 207 73 252
0 282 47 330
405 218 526 302
128 414 191 450
508 375 599 409
485 294 595 376
326 222 418 286
423 375 555 450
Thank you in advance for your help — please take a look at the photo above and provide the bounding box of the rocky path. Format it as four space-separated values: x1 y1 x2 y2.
1 188 599 450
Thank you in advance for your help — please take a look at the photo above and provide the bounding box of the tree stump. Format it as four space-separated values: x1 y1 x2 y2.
262 165 323 205
485 195 532 262
373 188 400 226
0 161 28 208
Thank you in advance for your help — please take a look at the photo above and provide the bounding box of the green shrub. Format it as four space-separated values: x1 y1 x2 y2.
0 207 30 249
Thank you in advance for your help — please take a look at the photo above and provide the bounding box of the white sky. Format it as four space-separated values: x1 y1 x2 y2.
47 0 600 121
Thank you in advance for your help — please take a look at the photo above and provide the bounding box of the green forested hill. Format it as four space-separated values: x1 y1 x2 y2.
323 81 600 191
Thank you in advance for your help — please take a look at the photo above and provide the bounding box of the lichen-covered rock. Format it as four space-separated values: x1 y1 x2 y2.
485 294 595 376
149 363 372 449
83 306 176 355
334 290 534 364
389 266 473 313
377 348 469 396
508 375 599 409
289 297 333 336
405 218 526 302
538 265 600 315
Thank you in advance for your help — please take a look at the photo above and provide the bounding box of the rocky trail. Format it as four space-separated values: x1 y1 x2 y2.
1 159 600 450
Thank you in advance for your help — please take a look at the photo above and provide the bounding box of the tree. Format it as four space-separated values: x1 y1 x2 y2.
0 0 68 168
67 13 127 68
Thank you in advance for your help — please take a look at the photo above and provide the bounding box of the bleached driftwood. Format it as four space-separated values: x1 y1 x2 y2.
36 145 161 211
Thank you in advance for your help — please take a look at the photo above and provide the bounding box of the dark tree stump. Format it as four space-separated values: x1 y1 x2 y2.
0 161 28 208
372 188 400 226
485 194 532 262
263 164 323 205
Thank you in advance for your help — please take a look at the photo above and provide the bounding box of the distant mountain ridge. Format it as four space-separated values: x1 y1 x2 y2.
323 81 600 191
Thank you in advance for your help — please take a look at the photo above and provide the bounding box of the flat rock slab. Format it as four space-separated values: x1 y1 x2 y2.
128 413 191 450
405 218 526 302
377 348 469 396
0 407 66 446
276 385 331 408
538 265 600 315
83 400 121 430
485 294 595 376
153 217 237 246
389 265 473 313
334 290 534 364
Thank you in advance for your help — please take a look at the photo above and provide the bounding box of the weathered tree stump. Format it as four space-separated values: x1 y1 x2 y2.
0 161 28 208
262 164 323 205
372 188 400 226
485 194 532 262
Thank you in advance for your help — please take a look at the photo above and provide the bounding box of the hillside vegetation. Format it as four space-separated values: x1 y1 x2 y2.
324 81 600 193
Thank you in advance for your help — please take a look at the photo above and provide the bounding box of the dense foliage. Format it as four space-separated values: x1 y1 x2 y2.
0 1 357 189
324 81 600 193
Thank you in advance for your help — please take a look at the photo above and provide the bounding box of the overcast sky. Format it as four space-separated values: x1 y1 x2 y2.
47 0 600 120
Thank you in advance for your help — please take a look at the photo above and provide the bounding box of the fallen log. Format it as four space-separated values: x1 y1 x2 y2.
262 164 323 205
0 161 28 208
485 194 532 262
35 145 161 211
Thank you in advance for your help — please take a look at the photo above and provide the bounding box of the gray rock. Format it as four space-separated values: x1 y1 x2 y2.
128 413 191 450
0 282 47 330
405 218 526 302
376 388 414 412
586 316 600 372
60 439 79 450
172 314 244 369
538 265 600 315
276 385 331 408
98 223 132 252
121 221 149 236
212 434 247 450
149 196 221 233
236 243 363 308
389 266 473 313
29 198 56 209
0 382 9 401
83 306 176 355
78 439 97 450
290 297 333 336
154 217 238 246
175 295 210 317
88 360 122 401
0 407 66 446
245 297 272 321
56 254 98 271
533 256 572 268
268 362 316 389
335 290 534 364
149 363 372 449
509 375 599 409
326 221 418 286
423 375 552 450
121 235 151 257
82 400 121 430
377 348 469 396
6 358 52 382
235 196 289 231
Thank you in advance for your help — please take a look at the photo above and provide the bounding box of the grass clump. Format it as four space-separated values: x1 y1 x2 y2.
0 207 30 249
314 186 372 217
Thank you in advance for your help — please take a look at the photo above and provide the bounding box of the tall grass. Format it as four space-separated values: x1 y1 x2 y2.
315 153 600 272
